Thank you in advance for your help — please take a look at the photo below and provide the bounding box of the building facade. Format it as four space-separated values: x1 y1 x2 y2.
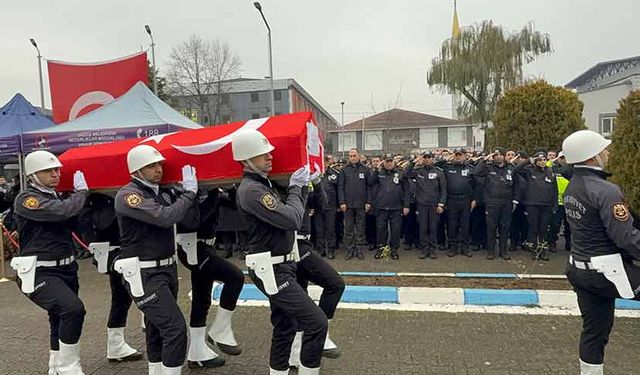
328 109 478 156
566 56 640 137
170 78 339 141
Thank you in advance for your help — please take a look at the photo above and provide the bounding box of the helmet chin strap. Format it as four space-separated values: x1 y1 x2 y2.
28 174 56 194
594 154 605 169
245 160 268 179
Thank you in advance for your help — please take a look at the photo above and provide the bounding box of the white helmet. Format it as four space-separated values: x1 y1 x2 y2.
231 129 275 161
127 145 166 173
562 130 611 164
24 150 62 175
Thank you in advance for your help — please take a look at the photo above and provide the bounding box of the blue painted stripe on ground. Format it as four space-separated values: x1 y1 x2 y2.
340 271 397 277
615 299 640 310
464 289 539 306
213 284 398 304
455 273 517 278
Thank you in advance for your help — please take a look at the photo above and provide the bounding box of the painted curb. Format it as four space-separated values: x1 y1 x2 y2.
212 284 640 310
240 270 566 279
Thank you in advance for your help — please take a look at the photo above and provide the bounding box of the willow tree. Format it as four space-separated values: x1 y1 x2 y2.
427 21 552 127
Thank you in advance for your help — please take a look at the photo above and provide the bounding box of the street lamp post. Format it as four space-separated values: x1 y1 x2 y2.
29 38 45 111
253 2 275 115
341 101 345 127
145 25 158 95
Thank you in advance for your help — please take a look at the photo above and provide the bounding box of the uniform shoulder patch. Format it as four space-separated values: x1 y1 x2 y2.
260 193 278 211
22 196 40 210
612 202 630 222
125 193 143 208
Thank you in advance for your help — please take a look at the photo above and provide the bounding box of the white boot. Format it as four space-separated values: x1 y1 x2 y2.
162 364 182 374
56 341 84 375
270 368 289 375
148 362 163 375
580 359 604 375
288 331 303 368
207 307 241 355
107 327 140 361
48 350 59 375
323 322 341 358
299 364 320 375
187 327 225 368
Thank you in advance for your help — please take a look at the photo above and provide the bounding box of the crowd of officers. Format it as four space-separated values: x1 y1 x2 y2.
310 146 573 262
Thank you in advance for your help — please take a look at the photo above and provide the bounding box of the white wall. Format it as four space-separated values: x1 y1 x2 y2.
579 83 634 133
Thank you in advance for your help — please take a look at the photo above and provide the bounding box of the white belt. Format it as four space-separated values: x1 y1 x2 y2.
271 252 297 265
569 255 594 270
139 256 177 269
36 256 76 267
296 234 311 241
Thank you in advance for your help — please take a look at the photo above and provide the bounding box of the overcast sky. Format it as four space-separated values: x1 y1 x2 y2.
2 0 639 125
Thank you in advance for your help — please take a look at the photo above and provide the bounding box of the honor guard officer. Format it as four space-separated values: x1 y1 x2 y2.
83 193 143 362
562 130 640 375
114 144 199 375
473 148 518 260
233 129 328 375
406 151 447 259
289 165 346 367
11 150 89 375
367 153 411 260
171 187 244 369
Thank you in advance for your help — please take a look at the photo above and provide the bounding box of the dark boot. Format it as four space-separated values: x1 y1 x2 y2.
345 249 354 260
419 248 428 259
539 242 550 261
447 246 457 257
548 242 557 253
390 248 399 260
356 248 365 260
327 248 336 260
508 242 517 252
461 245 472 257
429 247 437 259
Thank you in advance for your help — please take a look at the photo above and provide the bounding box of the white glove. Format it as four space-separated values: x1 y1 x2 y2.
289 165 310 188
310 163 322 185
181 165 198 193
73 171 88 191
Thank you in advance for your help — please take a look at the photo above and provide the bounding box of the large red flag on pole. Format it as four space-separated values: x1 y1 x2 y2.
47 51 148 123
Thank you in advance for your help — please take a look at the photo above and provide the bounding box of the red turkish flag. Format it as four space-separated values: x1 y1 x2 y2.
57 112 325 191
47 52 148 123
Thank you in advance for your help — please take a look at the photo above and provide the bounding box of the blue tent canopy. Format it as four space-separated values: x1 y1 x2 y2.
0 93 53 157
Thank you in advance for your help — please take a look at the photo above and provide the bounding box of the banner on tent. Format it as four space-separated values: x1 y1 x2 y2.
48 52 148 124
57 112 324 191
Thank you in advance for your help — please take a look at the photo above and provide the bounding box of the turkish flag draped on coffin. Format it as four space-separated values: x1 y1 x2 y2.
48 52 148 124
57 112 325 191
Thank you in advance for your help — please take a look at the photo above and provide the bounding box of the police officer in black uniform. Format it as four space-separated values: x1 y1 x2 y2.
170 187 244 369
474 148 518 260
406 151 447 259
82 193 143 363
437 148 476 257
516 150 558 260
509 151 530 252
315 156 340 259
562 130 640 375
114 144 198 375
11 151 89 375
338 148 370 260
232 129 327 375
367 153 411 260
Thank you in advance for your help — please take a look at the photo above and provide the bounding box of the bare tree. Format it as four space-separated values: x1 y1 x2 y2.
166 35 241 125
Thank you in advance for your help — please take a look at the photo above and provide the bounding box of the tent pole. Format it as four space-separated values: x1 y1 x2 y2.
18 153 25 192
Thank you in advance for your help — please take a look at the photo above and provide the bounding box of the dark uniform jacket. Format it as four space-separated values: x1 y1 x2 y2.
367 167 410 210
114 179 197 261
517 164 558 209
473 159 517 205
564 167 640 261
13 184 88 261
236 171 307 257
437 161 476 202
406 163 447 206
337 162 369 208
319 166 339 211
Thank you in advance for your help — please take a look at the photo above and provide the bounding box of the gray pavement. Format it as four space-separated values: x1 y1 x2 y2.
1 260 639 375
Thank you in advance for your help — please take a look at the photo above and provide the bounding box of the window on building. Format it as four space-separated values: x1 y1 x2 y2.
447 127 467 147
600 116 617 137
364 130 383 150
338 132 357 152
274 90 282 101
251 113 260 119
250 92 259 102
419 128 439 149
